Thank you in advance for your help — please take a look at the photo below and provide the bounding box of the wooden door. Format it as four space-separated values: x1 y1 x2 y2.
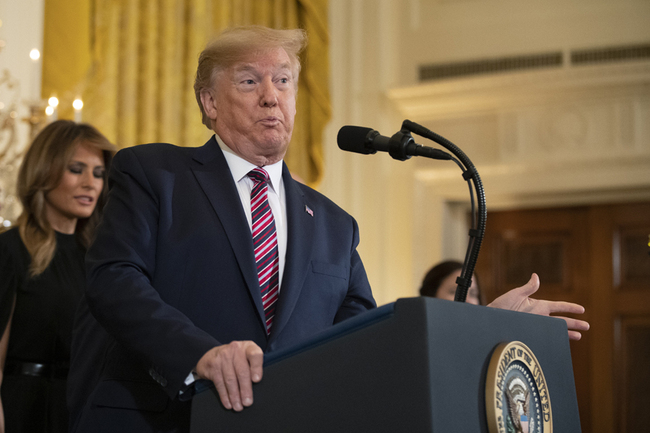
475 202 650 433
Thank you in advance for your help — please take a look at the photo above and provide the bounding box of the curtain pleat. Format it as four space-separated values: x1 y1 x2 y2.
43 0 330 185
139 0 159 144
159 0 186 146
119 0 140 147
41 0 92 120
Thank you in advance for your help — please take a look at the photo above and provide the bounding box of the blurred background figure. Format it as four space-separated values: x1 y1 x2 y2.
419 260 483 305
0 120 114 433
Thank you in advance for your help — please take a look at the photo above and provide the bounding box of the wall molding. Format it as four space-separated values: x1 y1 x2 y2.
389 61 650 121
392 59 650 273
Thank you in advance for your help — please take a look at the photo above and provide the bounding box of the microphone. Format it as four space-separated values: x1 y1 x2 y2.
339 121 485 303
337 125 452 161
337 126 389 155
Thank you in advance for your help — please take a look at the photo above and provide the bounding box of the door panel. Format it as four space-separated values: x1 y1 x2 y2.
475 202 650 433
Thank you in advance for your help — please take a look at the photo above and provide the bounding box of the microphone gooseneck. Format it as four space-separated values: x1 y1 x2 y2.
401 120 486 304
336 121 486 303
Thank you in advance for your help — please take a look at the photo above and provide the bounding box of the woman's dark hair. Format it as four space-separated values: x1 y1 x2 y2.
419 260 465 298
419 260 483 304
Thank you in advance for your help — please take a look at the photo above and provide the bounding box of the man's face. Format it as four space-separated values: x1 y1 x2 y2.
205 47 297 166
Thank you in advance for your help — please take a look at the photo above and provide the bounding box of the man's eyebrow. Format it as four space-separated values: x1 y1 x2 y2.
233 63 292 73
233 65 257 74
276 63 292 72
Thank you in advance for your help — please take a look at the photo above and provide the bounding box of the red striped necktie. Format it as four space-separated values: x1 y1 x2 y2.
248 167 279 335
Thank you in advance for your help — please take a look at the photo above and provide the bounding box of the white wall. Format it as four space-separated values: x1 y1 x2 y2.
322 0 650 306
323 0 419 306
399 0 650 85
0 0 45 225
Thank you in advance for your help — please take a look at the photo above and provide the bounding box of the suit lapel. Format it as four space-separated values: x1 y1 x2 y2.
190 137 266 328
268 165 315 344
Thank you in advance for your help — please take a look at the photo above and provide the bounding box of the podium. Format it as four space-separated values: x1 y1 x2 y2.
191 297 581 432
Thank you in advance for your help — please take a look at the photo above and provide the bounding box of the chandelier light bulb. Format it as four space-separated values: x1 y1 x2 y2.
45 106 54 116
48 96 59 107
73 99 84 110
29 48 41 61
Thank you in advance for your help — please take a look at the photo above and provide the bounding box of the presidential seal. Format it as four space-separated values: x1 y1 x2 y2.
486 341 552 433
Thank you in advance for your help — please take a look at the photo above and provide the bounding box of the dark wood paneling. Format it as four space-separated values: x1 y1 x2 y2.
617 316 650 433
476 206 592 432
610 204 650 432
614 226 650 289
502 235 567 288
475 202 650 433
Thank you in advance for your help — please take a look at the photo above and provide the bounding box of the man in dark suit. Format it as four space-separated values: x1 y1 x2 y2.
68 26 376 431
68 25 588 432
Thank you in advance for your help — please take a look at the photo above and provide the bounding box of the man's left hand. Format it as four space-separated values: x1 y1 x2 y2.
487 273 590 341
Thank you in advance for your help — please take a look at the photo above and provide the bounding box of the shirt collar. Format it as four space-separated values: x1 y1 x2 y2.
214 134 284 193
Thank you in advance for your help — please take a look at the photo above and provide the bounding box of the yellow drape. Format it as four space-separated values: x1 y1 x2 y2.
41 0 91 120
42 0 330 186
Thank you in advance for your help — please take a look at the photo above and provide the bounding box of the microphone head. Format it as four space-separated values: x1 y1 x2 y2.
337 126 377 155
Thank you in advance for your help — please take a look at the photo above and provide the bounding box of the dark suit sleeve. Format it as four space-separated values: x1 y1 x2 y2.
85 148 219 398
334 217 376 323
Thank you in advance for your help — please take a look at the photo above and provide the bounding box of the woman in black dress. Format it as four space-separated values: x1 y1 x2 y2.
0 120 114 432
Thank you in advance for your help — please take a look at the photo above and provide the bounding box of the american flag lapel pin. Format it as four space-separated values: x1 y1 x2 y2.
305 205 314 217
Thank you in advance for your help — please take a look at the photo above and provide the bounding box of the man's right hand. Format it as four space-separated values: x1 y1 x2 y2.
195 341 264 411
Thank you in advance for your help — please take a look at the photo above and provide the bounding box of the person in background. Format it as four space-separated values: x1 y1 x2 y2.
420 260 483 305
0 120 114 433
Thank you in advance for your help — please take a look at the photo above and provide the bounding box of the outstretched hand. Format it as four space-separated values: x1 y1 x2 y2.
487 273 590 341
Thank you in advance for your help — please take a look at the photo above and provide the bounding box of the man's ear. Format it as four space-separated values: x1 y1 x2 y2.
200 89 218 120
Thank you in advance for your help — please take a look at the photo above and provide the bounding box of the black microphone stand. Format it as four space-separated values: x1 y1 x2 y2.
383 119 487 303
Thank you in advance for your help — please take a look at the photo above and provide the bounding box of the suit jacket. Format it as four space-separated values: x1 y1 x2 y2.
67 136 376 432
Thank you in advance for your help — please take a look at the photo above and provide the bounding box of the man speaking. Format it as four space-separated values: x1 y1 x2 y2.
68 26 376 432
67 26 588 432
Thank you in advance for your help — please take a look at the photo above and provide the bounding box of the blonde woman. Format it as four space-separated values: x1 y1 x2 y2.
0 120 114 432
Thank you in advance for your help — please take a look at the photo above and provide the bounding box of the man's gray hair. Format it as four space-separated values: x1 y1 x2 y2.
194 26 307 129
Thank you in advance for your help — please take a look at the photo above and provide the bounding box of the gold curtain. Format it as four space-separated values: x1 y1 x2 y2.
42 0 330 186
42 0 92 120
